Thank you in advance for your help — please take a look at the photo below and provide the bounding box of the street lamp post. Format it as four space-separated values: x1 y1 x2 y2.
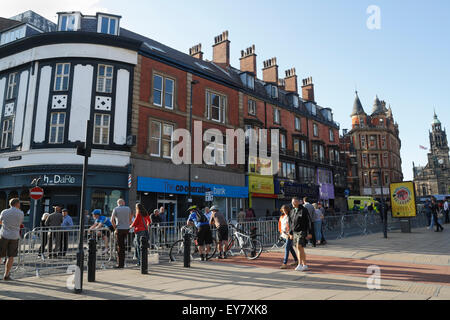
188 80 199 203
75 119 93 294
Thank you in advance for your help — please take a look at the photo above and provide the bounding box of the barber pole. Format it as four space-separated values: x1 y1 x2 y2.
128 174 132 189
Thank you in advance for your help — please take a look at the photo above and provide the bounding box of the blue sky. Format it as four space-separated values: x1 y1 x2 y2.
9 0 450 180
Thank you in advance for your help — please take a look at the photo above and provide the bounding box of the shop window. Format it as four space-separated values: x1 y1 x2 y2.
91 190 107 216
0 192 6 212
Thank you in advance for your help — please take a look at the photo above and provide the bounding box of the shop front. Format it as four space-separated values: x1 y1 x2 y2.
0 165 130 228
137 177 248 222
274 179 320 210
317 168 335 208
248 175 276 218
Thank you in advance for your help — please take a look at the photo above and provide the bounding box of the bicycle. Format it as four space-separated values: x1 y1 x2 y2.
169 225 217 262
225 224 263 260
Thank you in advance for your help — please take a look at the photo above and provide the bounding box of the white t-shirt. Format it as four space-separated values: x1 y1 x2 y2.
0 207 24 240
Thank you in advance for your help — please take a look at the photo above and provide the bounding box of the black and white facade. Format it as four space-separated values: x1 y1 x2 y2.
0 11 141 227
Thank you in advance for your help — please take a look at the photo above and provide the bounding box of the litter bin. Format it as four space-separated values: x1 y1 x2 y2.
400 219 411 233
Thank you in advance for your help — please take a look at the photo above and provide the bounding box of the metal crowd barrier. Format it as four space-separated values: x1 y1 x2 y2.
11 226 114 278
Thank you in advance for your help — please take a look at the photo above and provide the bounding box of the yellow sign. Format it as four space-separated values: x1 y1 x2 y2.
390 181 417 218
249 175 274 194
248 156 273 176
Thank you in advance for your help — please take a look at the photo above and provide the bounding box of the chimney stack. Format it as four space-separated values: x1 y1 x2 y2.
213 31 230 68
240 45 257 76
189 43 203 60
284 68 298 93
301 77 315 102
278 78 285 90
262 57 278 84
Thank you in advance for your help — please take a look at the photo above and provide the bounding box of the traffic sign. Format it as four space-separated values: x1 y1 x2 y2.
205 191 214 202
30 187 44 200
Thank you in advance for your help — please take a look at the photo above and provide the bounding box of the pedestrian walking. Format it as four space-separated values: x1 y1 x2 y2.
431 197 444 232
89 210 114 254
237 208 246 227
111 199 132 268
45 205 63 258
61 209 73 257
245 208 256 221
279 205 298 269
444 199 449 224
130 204 151 267
187 205 213 261
209 206 228 259
289 197 312 272
0 198 24 280
303 197 316 247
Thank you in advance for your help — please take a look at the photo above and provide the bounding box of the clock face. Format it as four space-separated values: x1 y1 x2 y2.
438 159 444 165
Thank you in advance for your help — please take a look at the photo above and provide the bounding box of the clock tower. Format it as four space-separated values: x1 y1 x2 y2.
413 112 450 196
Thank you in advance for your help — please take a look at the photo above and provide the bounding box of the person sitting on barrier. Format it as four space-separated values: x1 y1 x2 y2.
89 210 114 255
0 198 24 281
279 205 298 269
130 204 151 267
209 206 228 259
187 205 213 262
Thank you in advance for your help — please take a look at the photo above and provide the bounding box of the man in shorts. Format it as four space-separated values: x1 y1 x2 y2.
0 198 24 280
209 206 228 259
288 197 312 272
187 205 213 261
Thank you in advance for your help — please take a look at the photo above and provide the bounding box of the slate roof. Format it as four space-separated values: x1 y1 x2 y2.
0 17 23 32
372 95 385 115
351 92 366 116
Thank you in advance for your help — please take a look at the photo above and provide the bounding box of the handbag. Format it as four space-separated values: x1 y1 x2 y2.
140 214 150 240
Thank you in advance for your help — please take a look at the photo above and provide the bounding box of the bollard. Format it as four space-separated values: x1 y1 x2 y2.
140 236 148 274
183 232 191 268
250 227 257 258
87 238 96 282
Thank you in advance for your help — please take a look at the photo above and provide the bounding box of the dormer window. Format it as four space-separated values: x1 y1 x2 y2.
265 84 278 99
293 95 299 108
98 14 120 35
58 14 80 31
311 104 317 116
240 73 255 90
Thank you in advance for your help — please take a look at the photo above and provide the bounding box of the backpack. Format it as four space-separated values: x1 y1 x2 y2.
195 211 208 224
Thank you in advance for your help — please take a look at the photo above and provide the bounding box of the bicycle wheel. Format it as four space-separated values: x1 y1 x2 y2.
169 240 184 262
205 239 217 260
225 235 239 257
242 238 263 260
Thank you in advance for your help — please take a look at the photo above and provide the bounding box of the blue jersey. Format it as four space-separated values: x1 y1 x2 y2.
188 211 209 228
95 215 112 228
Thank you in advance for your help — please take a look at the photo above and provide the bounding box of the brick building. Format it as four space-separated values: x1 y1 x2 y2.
342 92 403 200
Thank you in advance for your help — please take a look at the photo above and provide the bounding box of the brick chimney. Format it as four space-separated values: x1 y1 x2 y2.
213 31 230 68
278 78 285 90
189 43 203 60
284 68 298 93
262 57 278 84
240 45 257 76
301 77 315 102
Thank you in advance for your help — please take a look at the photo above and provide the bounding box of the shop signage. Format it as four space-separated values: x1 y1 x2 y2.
248 175 274 195
43 174 77 185
137 177 248 198
274 180 319 199
390 181 417 218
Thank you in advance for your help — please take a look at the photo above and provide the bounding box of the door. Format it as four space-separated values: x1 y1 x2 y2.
157 200 177 224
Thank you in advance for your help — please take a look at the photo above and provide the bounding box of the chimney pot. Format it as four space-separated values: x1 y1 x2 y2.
240 44 257 75
302 77 315 102
189 43 203 60
262 57 278 84
213 30 230 68
284 67 298 93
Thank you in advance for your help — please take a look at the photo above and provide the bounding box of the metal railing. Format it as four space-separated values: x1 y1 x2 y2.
4 212 429 279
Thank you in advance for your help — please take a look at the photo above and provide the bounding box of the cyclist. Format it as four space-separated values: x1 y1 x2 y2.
89 209 114 254
209 206 228 259
187 205 213 261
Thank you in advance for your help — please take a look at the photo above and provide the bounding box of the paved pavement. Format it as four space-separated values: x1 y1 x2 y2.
1 227 449 300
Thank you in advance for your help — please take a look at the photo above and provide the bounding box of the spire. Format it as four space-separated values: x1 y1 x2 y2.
351 91 366 116
432 110 441 125
372 95 384 115
386 104 393 118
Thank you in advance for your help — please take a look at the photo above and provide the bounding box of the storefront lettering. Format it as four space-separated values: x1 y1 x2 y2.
43 175 76 185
